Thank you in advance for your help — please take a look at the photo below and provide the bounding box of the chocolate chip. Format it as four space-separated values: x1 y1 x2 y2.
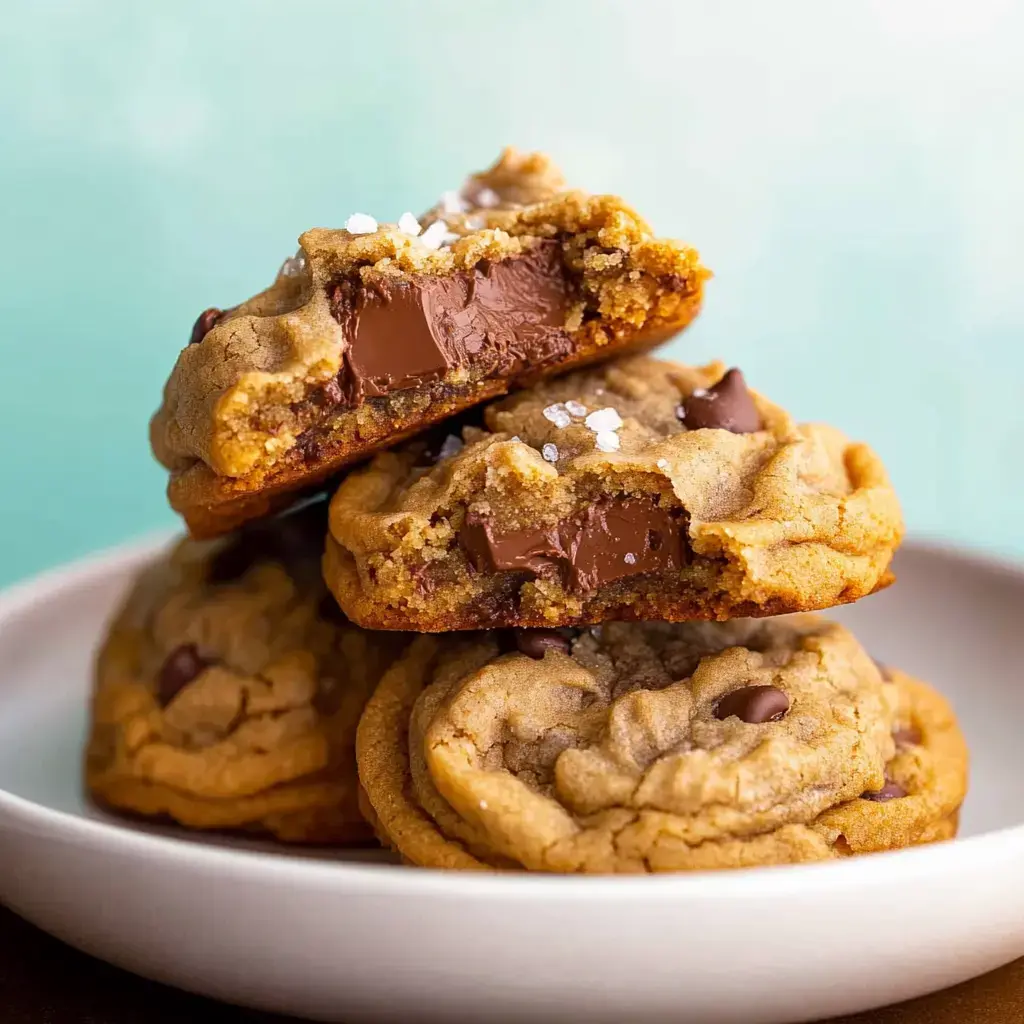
514 629 572 659
680 369 762 433
158 644 210 706
189 307 223 346
862 780 907 802
893 726 921 748
714 684 789 724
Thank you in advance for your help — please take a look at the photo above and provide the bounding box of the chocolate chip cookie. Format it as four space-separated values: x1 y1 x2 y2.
356 618 967 872
153 148 708 538
325 357 903 631
85 503 399 843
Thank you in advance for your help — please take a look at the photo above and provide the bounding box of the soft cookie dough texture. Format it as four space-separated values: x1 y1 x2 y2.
86 506 398 842
356 617 968 872
326 357 903 630
152 148 709 537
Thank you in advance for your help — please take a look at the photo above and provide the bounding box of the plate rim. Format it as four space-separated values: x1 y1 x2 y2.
0 531 1020 901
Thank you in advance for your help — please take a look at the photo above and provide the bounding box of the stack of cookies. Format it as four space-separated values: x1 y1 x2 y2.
86 149 968 870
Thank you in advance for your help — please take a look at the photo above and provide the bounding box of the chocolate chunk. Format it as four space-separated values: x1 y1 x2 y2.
158 644 210 705
893 725 921 748
514 629 572 659
327 242 574 407
681 369 762 433
189 307 223 346
458 497 687 594
714 684 790 724
862 780 907 802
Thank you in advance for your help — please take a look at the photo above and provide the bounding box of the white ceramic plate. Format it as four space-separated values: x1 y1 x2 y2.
0 538 1022 1024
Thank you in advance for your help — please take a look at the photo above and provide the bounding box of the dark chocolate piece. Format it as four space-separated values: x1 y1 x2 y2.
158 644 211 706
681 368 761 433
892 725 921 749
714 684 790 724
862 780 907 802
458 497 686 594
327 242 574 407
189 307 223 347
514 629 572 659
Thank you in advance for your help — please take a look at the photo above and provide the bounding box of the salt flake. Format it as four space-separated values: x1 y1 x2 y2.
397 211 421 236
564 400 587 417
438 435 463 460
542 443 559 463
542 403 572 429
656 458 669 469
345 212 378 234
474 187 500 208
585 407 623 433
441 190 468 215
279 249 306 278
419 220 450 250
624 552 637 565
595 430 620 453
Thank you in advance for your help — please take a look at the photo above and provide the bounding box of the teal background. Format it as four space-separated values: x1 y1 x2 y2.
1 0 1022 586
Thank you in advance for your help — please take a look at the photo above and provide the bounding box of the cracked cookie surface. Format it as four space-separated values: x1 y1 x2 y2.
356 617 967 871
326 357 903 631
85 504 399 842
153 148 708 538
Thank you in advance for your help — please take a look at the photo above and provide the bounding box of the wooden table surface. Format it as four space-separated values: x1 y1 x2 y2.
1 903 1020 1023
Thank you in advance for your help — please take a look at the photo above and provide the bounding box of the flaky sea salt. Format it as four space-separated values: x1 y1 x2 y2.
474 186 500 208
623 552 637 565
691 387 709 399
419 220 450 250
509 435 522 443
279 249 306 277
675 404 687 420
464 214 486 230
595 430 621 453
542 403 572 429
397 211 421 236
441 190 468 215
345 212 378 234
542 443 559 463
438 435 463 460
564 400 587 417
656 458 669 469
585 407 623 433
